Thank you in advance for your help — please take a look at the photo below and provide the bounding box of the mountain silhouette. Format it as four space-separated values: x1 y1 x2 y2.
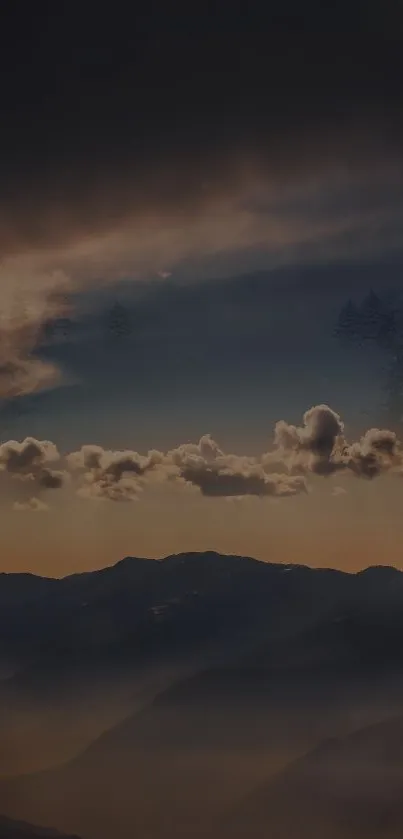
0 552 350 705
1 554 402 707
2 554 403 837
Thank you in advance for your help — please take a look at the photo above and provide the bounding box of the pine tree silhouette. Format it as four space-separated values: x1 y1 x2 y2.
360 289 387 342
105 300 133 346
335 289 403 424
40 292 74 343
334 298 362 344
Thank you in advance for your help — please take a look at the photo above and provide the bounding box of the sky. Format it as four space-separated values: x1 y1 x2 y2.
1 2 403 575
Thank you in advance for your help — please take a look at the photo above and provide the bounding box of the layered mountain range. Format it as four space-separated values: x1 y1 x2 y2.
1 552 403 838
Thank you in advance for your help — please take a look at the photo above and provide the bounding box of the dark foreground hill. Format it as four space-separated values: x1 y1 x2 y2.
0 814 80 839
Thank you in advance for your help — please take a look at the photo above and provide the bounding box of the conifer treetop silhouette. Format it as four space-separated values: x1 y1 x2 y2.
335 288 403 422
105 300 132 342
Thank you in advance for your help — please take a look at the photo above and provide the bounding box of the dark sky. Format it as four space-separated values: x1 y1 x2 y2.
1 1 403 251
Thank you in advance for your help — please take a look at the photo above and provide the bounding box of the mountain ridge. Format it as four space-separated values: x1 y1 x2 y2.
1 549 389 583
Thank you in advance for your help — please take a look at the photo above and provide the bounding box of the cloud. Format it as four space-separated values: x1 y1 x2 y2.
167 435 307 498
37 469 66 489
0 437 60 473
0 356 59 400
0 292 66 399
13 497 49 512
272 404 346 476
0 437 67 495
67 445 164 502
65 434 308 501
332 486 347 497
271 404 403 479
77 474 142 503
181 463 307 499
346 427 400 479
2 404 403 508
2 165 403 401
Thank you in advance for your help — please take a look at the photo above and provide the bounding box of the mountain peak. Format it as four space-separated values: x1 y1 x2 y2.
357 564 402 577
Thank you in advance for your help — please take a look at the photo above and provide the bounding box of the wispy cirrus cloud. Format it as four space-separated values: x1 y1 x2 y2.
2 163 403 400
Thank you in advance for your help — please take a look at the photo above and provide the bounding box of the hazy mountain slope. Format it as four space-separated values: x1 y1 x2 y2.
225 713 403 838
0 553 355 724
0 553 291 772
0 552 356 774
3 564 403 839
0 552 368 700
3 554 401 700
1 555 403 835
